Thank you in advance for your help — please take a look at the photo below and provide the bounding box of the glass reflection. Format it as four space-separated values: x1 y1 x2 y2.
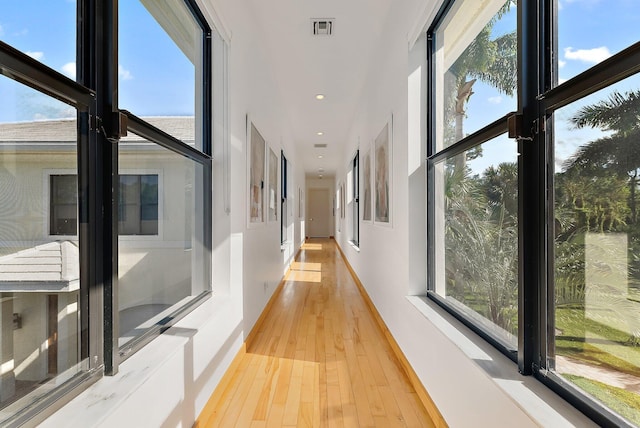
436 0 517 150
118 133 209 347
553 72 640 425
434 134 518 348
119 0 202 148
0 76 83 417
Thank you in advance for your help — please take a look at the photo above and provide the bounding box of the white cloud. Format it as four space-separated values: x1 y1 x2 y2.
558 77 568 85
558 60 567 69
62 62 76 79
119 65 133 80
26 51 44 61
564 46 611 64
487 96 503 104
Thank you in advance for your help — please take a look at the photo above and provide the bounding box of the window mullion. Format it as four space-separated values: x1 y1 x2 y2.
517 0 544 376
79 0 120 376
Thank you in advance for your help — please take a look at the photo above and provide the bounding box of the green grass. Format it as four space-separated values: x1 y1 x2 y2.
562 374 640 426
556 305 640 377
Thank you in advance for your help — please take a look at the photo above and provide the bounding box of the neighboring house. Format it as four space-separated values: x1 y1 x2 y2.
0 117 199 400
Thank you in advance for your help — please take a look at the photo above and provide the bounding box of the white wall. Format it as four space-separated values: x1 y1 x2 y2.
333 3 596 427
44 0 304 426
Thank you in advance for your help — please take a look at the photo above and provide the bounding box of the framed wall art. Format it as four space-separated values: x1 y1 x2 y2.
374 118 392 225
247 117 266 225
268 146 278 222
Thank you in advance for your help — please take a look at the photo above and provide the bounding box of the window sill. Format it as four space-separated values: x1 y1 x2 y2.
405 295 597 427
348 240 360 252
40 294 240 427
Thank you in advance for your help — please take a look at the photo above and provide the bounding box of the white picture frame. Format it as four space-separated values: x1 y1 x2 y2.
247 116 266 226
267 146 278 222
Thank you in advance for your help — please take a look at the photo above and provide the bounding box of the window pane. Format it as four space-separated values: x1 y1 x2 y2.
119 0 203 149
435 0 517 150
553 72 640 425
433 134 518 348
118 134 210 348
0 1 76 77
118 175 158 236
50 175 78 235
557 0 640 86
0 76 85 420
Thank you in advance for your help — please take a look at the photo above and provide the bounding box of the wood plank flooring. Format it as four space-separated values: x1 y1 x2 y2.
196 238 436 427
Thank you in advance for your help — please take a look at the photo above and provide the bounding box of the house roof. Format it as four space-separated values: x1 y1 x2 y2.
0 241 80 292
0 116 195 144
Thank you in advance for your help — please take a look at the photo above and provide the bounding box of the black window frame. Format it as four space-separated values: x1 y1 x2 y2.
352 150 360 247
426 0 640 426
0 31 98 428
109 0 213 372
0 0 213 423
281 150 288 245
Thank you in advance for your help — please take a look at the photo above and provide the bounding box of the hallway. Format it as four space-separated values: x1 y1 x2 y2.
196 239 436 427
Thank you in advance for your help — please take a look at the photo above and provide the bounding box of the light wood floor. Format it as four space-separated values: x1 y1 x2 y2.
196 238 437 427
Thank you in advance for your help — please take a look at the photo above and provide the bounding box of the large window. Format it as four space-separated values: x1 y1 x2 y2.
0 0 213 423
428 0 640 426
281 151 288 245
351 151 360 247
429 0 519 355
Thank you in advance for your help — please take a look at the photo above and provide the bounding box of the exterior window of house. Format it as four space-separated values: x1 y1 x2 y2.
50 175 79 236
119 175 159 235
428 0 640 425
49 175 160 236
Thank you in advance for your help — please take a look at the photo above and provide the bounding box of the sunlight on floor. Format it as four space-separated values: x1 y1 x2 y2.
301 243 323 251
286 269 321 283
287 260 323 283
290 262 322 272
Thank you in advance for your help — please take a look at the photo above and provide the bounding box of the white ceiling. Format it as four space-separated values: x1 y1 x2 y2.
245 0 399 177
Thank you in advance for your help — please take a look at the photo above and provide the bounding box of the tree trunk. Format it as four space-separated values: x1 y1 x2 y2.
630 169 638 224
453 79 475 173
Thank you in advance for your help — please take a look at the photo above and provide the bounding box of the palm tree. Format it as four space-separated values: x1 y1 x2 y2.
564 89 640 224
445 0 517 158
444 162 519 334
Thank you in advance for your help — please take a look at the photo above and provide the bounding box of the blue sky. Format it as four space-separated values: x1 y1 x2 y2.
0 0 195 123
459 0 640 174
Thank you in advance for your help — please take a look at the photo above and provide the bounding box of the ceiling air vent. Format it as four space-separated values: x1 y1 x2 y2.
311 19 334 36
314 143 327 148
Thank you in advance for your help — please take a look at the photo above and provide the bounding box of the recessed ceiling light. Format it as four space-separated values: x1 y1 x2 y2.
317 132 324 136
315 94 325 100
318 155 323 159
